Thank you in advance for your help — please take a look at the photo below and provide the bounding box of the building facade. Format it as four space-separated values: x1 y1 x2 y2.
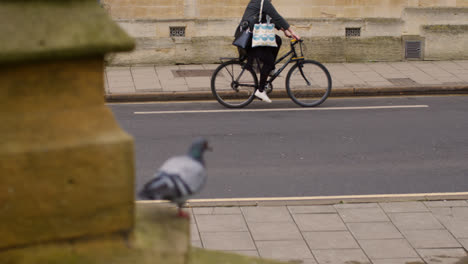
102 0 468 65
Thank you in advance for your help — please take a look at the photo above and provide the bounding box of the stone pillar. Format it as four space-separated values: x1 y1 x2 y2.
0 0 135 250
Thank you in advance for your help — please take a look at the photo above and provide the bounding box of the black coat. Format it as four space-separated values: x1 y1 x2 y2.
241 0 290 31
235 0 286 62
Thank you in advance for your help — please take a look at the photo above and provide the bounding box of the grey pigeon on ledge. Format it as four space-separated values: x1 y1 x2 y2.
138 138 212 218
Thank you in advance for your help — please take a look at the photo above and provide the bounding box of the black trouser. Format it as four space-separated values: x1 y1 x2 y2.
236 33 282 92
250 35 282 92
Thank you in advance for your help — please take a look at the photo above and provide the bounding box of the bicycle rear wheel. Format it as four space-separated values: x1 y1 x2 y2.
286 60 332 107
211 61 258 108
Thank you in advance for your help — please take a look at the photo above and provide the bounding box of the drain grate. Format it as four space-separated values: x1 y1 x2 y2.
172 69 215 77
387 78 418 86
405 41 422 59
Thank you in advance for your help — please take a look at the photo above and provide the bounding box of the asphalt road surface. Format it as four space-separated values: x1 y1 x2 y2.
109 95 468 199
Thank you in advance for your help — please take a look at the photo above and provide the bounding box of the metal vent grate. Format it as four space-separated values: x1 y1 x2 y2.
170 26 186 37
346 27 361 37
405 41 422 59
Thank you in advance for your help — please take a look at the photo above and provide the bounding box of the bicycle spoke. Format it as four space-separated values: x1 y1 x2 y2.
211 61 257 108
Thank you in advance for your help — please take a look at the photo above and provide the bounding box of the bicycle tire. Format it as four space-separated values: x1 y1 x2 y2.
211 61 258 108
285 60 332 107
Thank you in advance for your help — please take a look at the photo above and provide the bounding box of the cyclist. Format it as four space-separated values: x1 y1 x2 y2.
235 0 300 103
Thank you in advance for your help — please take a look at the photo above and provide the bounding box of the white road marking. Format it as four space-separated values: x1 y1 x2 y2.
136 192 468 206
134 105 429 115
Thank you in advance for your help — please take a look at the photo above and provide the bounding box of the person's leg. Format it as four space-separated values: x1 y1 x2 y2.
273 35 282 61
258 70 269 92
259 47 276 90
254 49 274 103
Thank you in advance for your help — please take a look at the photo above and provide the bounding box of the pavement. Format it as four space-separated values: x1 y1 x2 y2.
104 60 468 102
178 196 468 264
114 60 468 263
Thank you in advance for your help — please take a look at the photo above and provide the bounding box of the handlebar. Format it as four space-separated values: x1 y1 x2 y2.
290 38 303 45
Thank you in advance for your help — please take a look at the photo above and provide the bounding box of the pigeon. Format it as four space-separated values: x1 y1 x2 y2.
138 138 212 218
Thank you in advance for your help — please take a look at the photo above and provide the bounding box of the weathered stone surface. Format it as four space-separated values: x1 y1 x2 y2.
423 24 468 60
0 204 189 264
0 59 134 249
109 36 403 65
0 0 134 65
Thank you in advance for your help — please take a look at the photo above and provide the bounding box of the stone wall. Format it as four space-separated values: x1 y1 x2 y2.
102 0 468 65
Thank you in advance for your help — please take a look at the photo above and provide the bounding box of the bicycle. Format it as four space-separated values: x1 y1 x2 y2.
211 39 332 108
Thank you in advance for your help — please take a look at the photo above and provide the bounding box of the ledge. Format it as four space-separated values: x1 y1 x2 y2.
422 24 468 33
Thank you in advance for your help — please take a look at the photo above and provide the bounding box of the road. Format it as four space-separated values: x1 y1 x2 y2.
109 95 468 199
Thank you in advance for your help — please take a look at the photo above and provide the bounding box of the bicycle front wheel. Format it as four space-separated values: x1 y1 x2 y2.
286 60 332 107
211 61 258 108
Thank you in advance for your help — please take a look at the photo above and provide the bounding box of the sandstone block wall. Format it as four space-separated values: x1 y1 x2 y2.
101 0 468 65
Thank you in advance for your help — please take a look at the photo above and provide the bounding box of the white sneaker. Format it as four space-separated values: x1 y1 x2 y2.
255 90 272 103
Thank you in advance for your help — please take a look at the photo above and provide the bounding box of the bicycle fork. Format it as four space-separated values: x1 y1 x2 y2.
298 62 312 86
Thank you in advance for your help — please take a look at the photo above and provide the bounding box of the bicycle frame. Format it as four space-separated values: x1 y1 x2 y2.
267 40 304 83
231 40 306 91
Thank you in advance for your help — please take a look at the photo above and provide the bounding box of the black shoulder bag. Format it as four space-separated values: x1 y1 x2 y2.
232 21 252 49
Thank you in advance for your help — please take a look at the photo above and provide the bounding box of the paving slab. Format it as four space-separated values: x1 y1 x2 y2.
435 216 468 238
433 61 465 71
287 205 336 214
424 200 468 208
334 203 379 209
185 76 210 90
256 240 314 260
242 206 293 223
248 221 302 241
347 222 403 240
293 213 347 231
459 238 468 251
195 214 248 232
379 201 429 213
190 223 200 242
200 231 256 251
353 71 389 82
193 207 214 215
131 66 161 91
358 239 419 259
430 207 468 219
212 207 242 215
402 229 461 249
303 231 360 249
417 248 468 264
371 258 425 264
201 64 219 70
388 212 445 230
344 63 374 72
311 249 371 264
337 207 390 223
191 240 202 248
454 60 468 69
105 67 135 93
